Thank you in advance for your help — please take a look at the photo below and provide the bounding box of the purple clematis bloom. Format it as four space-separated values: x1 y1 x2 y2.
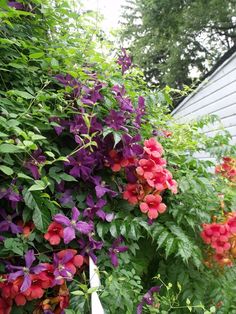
25 149 46 180
134 96 146 128
84 195 107 220
54 74 79 88
49 116 66 136
84 195 114 222
105 110 126 131
122 134 143 158
8 1 26 10
54 207 93 244
59 189 74 206
0 208 22 234
112 84 134 113
92 176 118 199
78 236 103 264
81 83 104 105
0 185 22 209
137 286 161 314
108 236 128 267
65 149 95 181
53 250 76 284
117 48 132 74
8 250 46 292
69 114 88 135
125 166 138 183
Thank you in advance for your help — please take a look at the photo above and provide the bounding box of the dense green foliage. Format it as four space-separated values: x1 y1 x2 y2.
0 1 236 313
121 0 236 88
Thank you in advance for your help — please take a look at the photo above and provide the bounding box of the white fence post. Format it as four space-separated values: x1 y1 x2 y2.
89 256 105 314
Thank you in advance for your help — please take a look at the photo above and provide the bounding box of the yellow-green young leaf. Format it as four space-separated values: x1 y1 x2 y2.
0 143 23 153
29 180 48 191
0 165 13 175
18 173 34 180
29 52 45 59
71 290 85 296
87 287 98 294
9 90 34 99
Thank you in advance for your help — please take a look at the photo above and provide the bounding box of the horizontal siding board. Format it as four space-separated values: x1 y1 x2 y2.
213 102 236 119
175 81 236 119
179 66 236 108
173 53 236 163
176 92 236 122
205 124 236 136
172 51 236 115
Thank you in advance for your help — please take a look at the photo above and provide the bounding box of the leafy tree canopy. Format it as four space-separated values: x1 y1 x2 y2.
121 0 236 88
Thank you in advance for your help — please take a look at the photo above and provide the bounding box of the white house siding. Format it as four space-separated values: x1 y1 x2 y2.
172 51 236 160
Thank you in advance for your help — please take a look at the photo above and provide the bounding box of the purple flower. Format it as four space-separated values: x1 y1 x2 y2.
105 110 126 131
0 185 22 209
54 74 79 88
134 96 146 128
25 149 46 180
84 195 114 222
53 250 76 284
49 116 66 136
8 250 46 292
81 83 104 105
137 286 161 314
108 236 128 267
117 48 132 74
84 195 106 220
0 208 22 234
69 114 88 135
8 1 26 10
54 207 93 244
122 134 143 158
78 236 103 264
59 189 74 206
92 176 118 199
65 149 95 181
112 84 134 113
125 166 138 183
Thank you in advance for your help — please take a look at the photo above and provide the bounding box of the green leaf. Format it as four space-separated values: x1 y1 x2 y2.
60 173 77 182
165 237 175 258
71 291 85 296
32 202 51 232
87 287 98 294
17 173 34 180
29 180 48 191
0 143 23 153
29 52 45 59
0 165 13 175
157 230 169 248
9 90 34 99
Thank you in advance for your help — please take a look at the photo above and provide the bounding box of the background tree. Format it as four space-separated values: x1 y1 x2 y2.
121 0 236 89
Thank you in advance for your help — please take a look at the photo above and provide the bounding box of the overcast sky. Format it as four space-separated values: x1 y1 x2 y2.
82 0 126 32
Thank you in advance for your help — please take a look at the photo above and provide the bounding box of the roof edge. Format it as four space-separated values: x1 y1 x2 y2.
172 45 236 115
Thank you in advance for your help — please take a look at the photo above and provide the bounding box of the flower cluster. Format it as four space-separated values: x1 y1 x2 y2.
0 249 83 312
119 138 177 220
0 36 178 312
215 157 236 183
201 212 236 267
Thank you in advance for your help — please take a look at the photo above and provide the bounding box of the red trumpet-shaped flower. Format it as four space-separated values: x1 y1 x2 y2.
123 183 145 205
44 222 64 246
143 138 163 158
140 194 166 219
